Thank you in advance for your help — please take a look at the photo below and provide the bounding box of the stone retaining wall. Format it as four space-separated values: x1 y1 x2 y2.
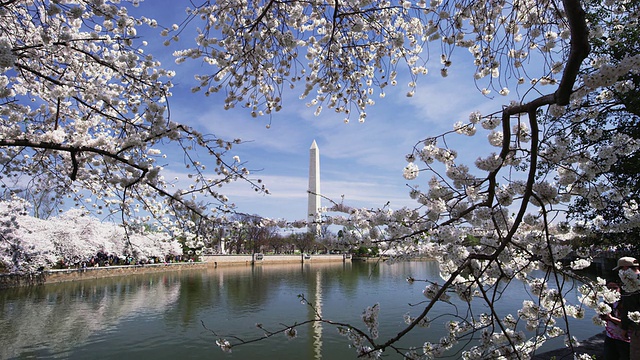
202 254 348 266
0 262 207 289
0 272 46 288
0 254 350 288
203 255 253 266
46 262 209 284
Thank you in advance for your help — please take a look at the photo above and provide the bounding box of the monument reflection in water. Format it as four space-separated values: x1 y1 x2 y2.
0 261 600 359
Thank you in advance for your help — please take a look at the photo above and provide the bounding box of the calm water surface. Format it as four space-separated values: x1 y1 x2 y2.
0 261 600 359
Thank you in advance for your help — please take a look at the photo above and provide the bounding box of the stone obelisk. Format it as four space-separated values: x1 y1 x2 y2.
308 140 321 235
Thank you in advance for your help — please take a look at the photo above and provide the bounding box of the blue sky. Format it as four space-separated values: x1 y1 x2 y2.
133 2 512 222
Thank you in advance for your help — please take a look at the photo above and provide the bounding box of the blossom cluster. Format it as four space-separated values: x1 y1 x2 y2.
619 269 640 293
361 303 380 339
337 326 383 359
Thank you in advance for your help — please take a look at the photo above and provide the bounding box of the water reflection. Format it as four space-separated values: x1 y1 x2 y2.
0 275 181 359
0 261 600 359
312 270 323 359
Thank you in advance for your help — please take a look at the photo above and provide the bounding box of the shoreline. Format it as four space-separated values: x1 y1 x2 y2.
0 253 350 289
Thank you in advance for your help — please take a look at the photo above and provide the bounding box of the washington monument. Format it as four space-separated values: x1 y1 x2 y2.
308 140 321 235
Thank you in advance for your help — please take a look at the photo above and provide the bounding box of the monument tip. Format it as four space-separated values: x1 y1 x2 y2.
310 139 318 149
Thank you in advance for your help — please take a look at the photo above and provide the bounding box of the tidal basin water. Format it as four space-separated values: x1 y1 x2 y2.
0 261 601 359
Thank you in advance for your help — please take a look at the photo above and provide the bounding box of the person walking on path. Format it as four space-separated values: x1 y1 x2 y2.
602 281 630 360
616 257 640 360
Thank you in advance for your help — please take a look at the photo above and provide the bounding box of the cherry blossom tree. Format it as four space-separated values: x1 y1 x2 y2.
567 7 640 247
168 0 639 358
0 0 266 238
0 197 182 272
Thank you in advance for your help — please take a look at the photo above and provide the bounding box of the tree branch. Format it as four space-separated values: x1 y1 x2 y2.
0 138 149 181
555 0 590 105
